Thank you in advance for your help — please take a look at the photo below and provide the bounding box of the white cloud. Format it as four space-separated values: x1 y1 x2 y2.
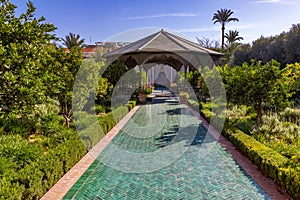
124 13 197 20
254 0 295 5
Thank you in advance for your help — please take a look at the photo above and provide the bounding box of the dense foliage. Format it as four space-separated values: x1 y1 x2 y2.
0 113 86 200
218 60 293 121
0 1 137 199
231 24 300 66
62 32 85 49
0 1 56 116
187 57 300 199
1 1 300 199
200 103 300 199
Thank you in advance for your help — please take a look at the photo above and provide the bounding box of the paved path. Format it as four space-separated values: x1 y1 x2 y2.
42 98 290 200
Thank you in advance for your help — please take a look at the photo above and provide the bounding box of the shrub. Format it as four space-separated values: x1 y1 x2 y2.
79 105 134 150
280 107 300 124
199 102 300 199
221 125 300 199
125 103 133 111
187 99 199 111
0 115 33 137
40 114 65 136
92 104 106 114
0 135 42 170
0 130 86 200
78 122 106 150
145 87 152 95
128 100 136 108
73 112 98 131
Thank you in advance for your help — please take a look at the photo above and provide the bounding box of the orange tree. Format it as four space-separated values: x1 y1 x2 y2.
218 60 293 122
0 1 56 116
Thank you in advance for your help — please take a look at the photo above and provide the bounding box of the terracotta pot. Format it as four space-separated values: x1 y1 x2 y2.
138 93 147 104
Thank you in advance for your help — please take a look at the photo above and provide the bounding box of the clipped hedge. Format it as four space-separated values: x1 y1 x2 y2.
200 105 300 199
222 125 300 199
0 131 86 200
79 100 137 150
187 99 199 111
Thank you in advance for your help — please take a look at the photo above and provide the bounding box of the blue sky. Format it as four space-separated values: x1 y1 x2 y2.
11 0 300 45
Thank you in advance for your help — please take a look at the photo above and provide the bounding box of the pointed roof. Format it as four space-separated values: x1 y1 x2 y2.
104 29 223 70
105 29 223 58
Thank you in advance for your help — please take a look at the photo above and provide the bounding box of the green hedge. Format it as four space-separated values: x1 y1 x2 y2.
0 100 137 199
200 105 300 199
222 125 300 199
0 131 86 200
187 99 199 111
79 100 137 150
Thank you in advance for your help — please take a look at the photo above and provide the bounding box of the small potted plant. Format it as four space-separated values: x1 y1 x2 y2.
138 87 147 104
179 92 189 104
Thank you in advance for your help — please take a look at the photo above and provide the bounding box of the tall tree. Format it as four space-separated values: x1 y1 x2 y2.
218 60 292 122
230 44 252 66
225 30 243 46
212 8 239 50
62 32 85 49
49 47 83 127
0 0 56 116
251 36 273 64
284 24 300 64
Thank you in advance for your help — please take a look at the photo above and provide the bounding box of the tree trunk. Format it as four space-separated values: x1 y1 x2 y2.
60 100 72 128
63 114 71 128
221 24 225 50
254 103 262 123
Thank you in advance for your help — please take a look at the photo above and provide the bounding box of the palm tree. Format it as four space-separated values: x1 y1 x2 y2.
225 30 243 48
212 9 239 50
62 32 85 49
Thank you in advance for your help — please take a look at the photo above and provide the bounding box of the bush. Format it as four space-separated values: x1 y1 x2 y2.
93 104 106 114
79 104 135 150
40 114 66 136
199 102 300 199
187 99 199 111
0 115 34 137
125 103 133 111
145 87 152 95
280 107 300 124
0 130 86 200
73 111 98 132
221 125 300 199
128 100 136 108
251 113 300 158
0 135 42 170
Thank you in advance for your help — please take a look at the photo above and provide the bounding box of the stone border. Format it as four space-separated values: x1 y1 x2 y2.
41 106 140 200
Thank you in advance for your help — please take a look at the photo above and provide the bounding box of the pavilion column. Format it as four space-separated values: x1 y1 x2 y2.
139 65 142 88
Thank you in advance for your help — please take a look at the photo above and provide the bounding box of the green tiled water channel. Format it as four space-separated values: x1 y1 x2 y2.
64 98 270 199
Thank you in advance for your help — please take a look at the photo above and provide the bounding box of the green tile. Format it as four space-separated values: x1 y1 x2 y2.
63 98 270 200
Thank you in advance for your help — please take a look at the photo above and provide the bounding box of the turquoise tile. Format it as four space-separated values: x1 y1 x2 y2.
64 99 270 200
